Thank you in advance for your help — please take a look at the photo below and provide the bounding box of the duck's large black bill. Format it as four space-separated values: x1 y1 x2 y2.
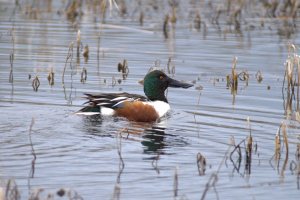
168 77 193 88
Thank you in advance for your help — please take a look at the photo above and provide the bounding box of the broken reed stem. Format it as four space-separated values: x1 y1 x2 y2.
117 59 129 80
9 52 14 83
201 140 232 200
197 152 206 176
97 34 101 69
232 57 238 91
151 153 160 174
5 179 20 200
283 44 300 114
116 128 126 184
76 29 81 58
111 184 121 200
282 123 289 154
173 166 178 198
297 55 300 111
246 117 253 157
32 76 40 92
112 127 127 200
275 128 281 160
80 67 87 83
163 14 169 39
280 123 289 179
29 118 36 178
167 57 171 74
117 132 124 172
62 42 74 85
201 172 218 200
229 139 244 173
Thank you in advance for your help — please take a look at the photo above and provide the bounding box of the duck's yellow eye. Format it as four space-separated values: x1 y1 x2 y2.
159 75 164 80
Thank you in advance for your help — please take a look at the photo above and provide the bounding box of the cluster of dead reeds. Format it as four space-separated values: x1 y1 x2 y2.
201 45 300 199
226 57 264 104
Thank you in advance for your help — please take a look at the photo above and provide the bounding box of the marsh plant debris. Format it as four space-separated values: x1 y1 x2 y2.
117 59 129 80
47 67 55 86
282 44 300 117
197 152 207 176
31 76 40 92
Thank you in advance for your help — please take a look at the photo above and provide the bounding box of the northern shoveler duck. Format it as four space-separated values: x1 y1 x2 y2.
76 70 193 122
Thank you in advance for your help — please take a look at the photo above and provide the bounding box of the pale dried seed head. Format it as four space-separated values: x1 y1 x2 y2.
246 116 250 128
76 30 81 45
286 60 293 79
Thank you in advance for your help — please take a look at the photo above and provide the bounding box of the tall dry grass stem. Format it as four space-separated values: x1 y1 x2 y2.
62 42 74 85
173 166 178 198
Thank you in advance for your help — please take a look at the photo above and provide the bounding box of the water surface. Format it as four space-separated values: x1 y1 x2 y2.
0 0 300 199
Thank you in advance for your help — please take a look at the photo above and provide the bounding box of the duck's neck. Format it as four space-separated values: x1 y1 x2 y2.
148 95 168 103
144 87 168 103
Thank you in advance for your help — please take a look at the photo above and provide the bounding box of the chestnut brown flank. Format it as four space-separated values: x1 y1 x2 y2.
115 101 159 122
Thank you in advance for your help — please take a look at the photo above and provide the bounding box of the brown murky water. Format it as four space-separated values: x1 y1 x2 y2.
0 0 300 199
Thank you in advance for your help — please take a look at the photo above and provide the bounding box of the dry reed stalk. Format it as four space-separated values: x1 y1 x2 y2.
29 118 36 178
197 153 206 176
282 44 300 115
117 59 129 80
246 117 252 150
296 53 300 110
9 52 14 83
255 70 263 83
173 166 178 198
111 184 121 200
111 128 126 200
139 11 144 26
226 57 239 90
62 42 74 85
32 76 40 92
152 154 160 174
232 57 238 90
282 122 289 154
296 143 300 161
80 67 87 83
116 131 125 173
166 57 175 75
275 129 281 160
163 14 169 39
83 45 89 63
66 0 78 21
194 11 201 31
100 0 119 20
9 28 15 84
47 67 54 86
5 179 20 200
201 139 233 200
246 135 253 154
0 187 4 200
97 34 101 70
118 0 126 17
112 76 116 87
76 30 81 57
170 6 176 24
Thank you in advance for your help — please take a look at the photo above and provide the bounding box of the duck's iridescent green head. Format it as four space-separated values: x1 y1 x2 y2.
143 70 193 102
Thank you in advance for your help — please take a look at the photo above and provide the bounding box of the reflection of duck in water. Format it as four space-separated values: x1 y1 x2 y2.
142 125 166 153
76 70 193 122
79 116 188 154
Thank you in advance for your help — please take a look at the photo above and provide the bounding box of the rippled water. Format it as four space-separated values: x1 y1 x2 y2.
0 0 300 199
